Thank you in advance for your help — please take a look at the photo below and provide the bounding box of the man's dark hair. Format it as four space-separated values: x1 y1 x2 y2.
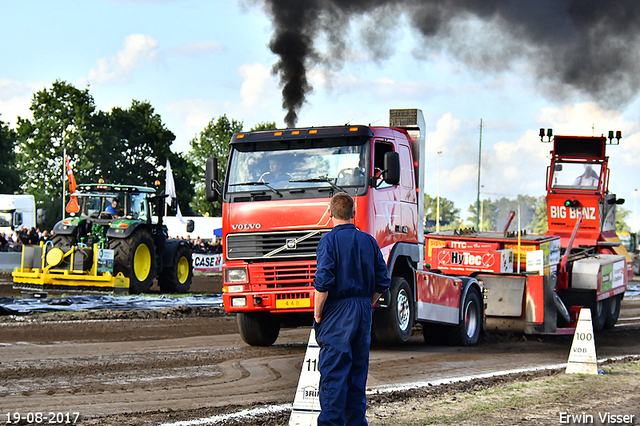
330 192 354 220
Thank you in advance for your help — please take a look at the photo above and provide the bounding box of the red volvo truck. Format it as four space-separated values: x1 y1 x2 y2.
425 130 628 334
206 109 484 346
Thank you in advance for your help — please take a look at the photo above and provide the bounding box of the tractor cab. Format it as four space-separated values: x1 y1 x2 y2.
542 129 632 280
69 184 155 223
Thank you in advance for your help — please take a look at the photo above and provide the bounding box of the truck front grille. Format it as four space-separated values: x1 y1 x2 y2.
250 263 317 288
226 229 329 260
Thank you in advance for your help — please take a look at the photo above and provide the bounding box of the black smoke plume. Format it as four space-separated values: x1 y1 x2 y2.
259 0 640 127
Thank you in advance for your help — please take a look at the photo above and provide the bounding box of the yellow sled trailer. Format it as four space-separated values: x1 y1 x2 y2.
12 242 130 293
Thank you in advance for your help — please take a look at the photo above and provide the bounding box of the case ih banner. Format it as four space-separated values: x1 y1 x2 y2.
432 247 514 274
192 254 223 272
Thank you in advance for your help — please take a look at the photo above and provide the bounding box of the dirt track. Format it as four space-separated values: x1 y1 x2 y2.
0 274 639 425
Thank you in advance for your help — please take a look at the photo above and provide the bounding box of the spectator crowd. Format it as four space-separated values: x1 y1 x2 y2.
1 227 223 257
176 235 223 255
0 227 51 252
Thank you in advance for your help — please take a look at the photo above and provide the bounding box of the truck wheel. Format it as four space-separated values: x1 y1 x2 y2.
159 244 193 293
445 287 482 346
604 295 622 329
592 298 607 332
110 231 156 294
237 312 280 346
372 277 414 344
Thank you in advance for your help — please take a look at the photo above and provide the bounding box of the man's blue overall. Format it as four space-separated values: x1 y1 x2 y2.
314 223 390 426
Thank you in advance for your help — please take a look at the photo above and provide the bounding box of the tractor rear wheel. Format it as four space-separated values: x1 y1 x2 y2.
159 244 193 293
110 231 156 294
51 234 75 249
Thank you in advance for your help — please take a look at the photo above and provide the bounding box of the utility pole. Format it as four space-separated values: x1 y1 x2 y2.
62 147 66 220
437 151 442 232
476 119 483 230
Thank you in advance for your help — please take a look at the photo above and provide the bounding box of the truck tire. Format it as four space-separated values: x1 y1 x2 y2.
158 244 193 293
592 298 607 332
604 294 622 329
237 312 280 346
373 277 414 344
445 287 482 346
110 231 156 294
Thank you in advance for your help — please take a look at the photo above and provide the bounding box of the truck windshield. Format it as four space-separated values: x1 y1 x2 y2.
227 140 369 196
0 212 11 227
551 162 602 190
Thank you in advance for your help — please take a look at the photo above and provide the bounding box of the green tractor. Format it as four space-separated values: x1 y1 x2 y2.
13 182 194 294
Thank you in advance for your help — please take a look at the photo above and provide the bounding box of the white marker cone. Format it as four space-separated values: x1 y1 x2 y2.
565 307 598 375
289 329 321 426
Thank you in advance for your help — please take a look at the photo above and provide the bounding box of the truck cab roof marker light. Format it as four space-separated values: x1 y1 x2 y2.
540 128 553 142
607 130 622 145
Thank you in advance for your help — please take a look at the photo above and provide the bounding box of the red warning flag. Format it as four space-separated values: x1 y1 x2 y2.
65 156 80 214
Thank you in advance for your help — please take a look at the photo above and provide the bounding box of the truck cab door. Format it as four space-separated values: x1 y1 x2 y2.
13 211 23 228
372 140 401 248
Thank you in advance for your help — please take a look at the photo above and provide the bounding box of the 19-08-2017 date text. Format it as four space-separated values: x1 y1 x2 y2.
4 412 80 424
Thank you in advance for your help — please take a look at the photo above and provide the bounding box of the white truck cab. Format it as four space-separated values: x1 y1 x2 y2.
0 194 36 234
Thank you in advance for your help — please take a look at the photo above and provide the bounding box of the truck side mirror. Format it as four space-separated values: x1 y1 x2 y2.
186 220 195 233
205 157 219 202
616 198 625 205
14 212 23 226
383 151 400 186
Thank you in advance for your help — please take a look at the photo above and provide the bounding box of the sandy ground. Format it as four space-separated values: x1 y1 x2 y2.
0 273 639 425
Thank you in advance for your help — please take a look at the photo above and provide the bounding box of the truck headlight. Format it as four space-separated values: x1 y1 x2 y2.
227 285 244 293
231 296 247 307
226 267 248 283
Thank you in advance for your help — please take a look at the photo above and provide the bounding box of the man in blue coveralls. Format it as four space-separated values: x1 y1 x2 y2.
313 192 391 426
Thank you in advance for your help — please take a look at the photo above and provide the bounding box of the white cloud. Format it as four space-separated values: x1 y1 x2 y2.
442 163 477 192
308 67 365 92
0 79 39 125
427 112 461 153
482 129 550 197
166 98 222 151
537 102 624 137
87 34 160 84
238 63 276 109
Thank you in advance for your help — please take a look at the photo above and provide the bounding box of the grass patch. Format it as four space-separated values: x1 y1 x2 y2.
368 360 640 425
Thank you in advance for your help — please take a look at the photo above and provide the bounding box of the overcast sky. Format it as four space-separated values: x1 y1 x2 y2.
1 0 639 229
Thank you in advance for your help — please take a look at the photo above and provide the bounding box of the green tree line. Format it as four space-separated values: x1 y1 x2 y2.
3 80 631 234
1 80 274 230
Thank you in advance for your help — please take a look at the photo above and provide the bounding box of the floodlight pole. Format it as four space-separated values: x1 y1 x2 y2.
476 119 483 230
